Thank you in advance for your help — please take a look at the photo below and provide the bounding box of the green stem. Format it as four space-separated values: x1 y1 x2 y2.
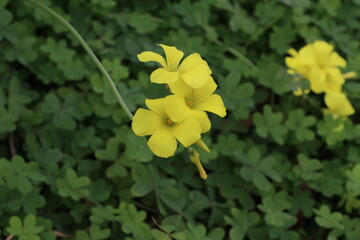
28 0 134 120
211 38 258 71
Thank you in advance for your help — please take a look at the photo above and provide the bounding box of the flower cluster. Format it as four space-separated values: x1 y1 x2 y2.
132 44 226 161
286 40 355 117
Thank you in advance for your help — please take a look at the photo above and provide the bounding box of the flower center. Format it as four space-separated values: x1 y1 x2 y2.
167 119 174 126
186 100 194 107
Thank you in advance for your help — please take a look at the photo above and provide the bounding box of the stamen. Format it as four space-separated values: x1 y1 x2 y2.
167 119 174 126
186 100 194 106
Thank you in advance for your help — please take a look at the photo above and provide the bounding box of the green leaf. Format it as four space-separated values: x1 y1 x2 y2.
236 147 281 191
346 164 360 195
229 4 256 34
129 13 159 34
0 107 16 133
293 154 323 181
218 72 255 120
75 224 111 240
258 192 295 227
253 105 288 144
6 215 44 240
286 109 316 142
314 205 344 229
8 77 37 120
56 169 90 200
270 23 296 54
4 155 44 194
117 202 152 240
224 209 260 240
0 9 12 40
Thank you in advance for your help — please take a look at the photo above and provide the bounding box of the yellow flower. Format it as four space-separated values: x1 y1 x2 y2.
166 77 226 133
324 92 355 117
286 41 347 94
132 98 201 158
137 44 212 88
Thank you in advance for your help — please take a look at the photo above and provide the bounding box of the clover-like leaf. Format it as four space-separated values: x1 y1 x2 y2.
117 202 152 240
236 147 282 191
258 192 295 227
293 154 323 181
4 155 44 194
217 72 255 120
253 105 288 144
56 169 90 200
224 208 260 240
286 109 316 142
314 205 344 229
6 215 44 240
346 164 360 196
75 224 111 240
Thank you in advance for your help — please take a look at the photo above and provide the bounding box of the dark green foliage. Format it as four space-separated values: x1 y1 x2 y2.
1 0 360 239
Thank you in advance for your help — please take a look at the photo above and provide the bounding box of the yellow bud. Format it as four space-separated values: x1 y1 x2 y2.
196 139 210 153
343 72 356 79
188 148 207 180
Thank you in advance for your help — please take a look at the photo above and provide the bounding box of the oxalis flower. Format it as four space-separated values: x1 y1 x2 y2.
286 40 346 94
166 76 227 133
137 44 211 88
132 98 201 158
324 92 355 117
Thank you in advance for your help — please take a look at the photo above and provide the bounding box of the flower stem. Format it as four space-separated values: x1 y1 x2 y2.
28 0 134 120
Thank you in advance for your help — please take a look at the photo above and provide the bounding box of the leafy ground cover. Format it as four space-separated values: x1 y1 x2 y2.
1 0 360 239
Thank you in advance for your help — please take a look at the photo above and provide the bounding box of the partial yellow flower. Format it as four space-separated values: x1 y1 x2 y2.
132 98 201 158
166 77 226 133
137 44 212 88
286 41 347 94
324 92 355 117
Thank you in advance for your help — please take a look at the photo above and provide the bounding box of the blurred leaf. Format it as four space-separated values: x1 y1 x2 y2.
314 205 344 229
253 105 288 145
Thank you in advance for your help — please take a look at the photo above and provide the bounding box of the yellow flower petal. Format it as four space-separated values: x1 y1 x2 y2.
168 79 192 97
298 44 317 65
145 98 166 115
325 68 344 92
150 68 179 84
285 57 304 70
171 118 201 147
328 52 346 68
179 53 211 88
164 95 190 122
180 63 211 88
193 94 226 117
132 109 163 136
312 41 333 66
193 76 217 103
325 92 355 116
137 51 167 68
147 127 177 158
178 53 206 72
158 44 184 71
308 67 327 93
287 48 298 57
190 109 211 133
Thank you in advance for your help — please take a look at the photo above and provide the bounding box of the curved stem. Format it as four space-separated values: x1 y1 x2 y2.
28 0 134 120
